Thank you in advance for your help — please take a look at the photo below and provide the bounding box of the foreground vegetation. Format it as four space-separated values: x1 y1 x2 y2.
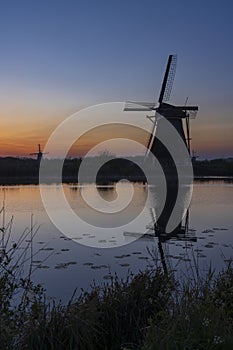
1 238 233 350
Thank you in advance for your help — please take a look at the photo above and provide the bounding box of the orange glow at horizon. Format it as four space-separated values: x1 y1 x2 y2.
191 121 233 158
0 102 232 158
0 100 78 157
67 124 149 157
0 116 150 158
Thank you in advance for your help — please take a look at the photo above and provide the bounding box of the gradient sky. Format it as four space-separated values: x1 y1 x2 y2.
0 0 232 158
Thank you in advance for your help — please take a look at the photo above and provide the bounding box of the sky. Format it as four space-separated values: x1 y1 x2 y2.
0 0 232 159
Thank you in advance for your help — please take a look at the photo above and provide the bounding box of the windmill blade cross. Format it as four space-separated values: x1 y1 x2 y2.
123 54 198 162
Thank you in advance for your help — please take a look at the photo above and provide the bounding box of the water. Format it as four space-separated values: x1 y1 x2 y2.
0 180 232 303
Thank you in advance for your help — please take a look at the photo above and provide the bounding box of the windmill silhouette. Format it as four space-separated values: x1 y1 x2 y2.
124 55 198 234
124 55 198 158
30 144 48 161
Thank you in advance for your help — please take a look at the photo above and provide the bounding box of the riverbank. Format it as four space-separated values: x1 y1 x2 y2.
0 157 232 185
1 261 233 349
0 175 232 185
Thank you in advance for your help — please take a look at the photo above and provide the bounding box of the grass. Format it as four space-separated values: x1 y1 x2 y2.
1 255 233 350
1 204 233 349
142 264 233 350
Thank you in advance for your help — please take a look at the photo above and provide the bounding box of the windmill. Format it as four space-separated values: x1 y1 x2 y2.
124 55 198 234
124 55 198 158
30 144 48 161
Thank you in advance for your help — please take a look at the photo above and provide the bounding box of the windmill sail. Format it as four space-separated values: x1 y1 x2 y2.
145 115 157 157
158 54 177 103
124 101 156 111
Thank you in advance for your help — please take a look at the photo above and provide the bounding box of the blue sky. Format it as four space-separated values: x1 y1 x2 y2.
0 0 232 158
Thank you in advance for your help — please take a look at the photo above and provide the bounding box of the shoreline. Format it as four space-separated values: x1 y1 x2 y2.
0 175 232 185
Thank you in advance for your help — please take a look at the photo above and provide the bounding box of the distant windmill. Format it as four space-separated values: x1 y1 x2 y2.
30 144 48 161
124 55 198 158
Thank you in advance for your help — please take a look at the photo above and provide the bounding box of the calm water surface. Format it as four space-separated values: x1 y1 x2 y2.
0 180 232 302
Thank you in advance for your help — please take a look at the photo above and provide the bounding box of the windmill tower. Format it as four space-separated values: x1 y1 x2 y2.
124 55 198 160
30 144 48 161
